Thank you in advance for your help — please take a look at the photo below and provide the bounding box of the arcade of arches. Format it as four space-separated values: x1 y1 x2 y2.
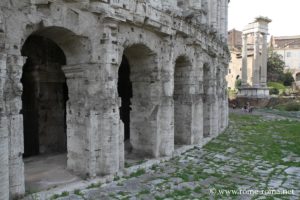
0 1 230 199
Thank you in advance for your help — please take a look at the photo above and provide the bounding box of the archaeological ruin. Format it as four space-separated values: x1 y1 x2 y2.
0 0 230 199
238 17 271 98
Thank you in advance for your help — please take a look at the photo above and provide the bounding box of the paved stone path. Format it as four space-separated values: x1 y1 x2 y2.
46 110 300 200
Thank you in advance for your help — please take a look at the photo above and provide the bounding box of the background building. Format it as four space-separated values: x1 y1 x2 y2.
227 29 242 89
270 35 300 87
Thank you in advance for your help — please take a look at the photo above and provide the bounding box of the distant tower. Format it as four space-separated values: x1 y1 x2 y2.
239 17 272 98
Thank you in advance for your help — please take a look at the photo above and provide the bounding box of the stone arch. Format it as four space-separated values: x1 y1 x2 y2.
118 43 160 158
173 55 194 145
22 26 91 65
19 26 91 192
21 35 68 157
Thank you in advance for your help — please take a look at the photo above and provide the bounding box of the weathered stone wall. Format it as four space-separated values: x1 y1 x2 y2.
0 39 9 200
0 0 230 199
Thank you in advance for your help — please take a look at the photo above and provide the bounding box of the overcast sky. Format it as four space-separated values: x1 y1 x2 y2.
228 0 300 36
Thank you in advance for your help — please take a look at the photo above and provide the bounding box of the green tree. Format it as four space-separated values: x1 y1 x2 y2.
267 51 285 82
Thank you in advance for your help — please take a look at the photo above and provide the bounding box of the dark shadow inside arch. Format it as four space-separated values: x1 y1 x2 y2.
174 56 192 145
21 35 68 157
118 55 132 143
118 44 158 161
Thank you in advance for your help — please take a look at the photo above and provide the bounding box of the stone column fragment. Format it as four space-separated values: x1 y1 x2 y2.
260 34 268 87
241 34 248 86
253 32 261 87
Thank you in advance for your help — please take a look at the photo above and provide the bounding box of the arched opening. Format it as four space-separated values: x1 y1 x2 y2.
203 63 211 138
118 44 159 161
21 34 80 192
174 56 192 145
21 35 68 157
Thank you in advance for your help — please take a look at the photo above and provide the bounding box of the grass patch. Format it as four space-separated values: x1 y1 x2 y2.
203 141 228 152
86 182 102 189
74 189 84 196
194 186 202 193
117 191 129 196
138 189 150 196
164 188 192 198
113 175 120 181
129 168 146 178
275 102 300 111
151 164 159 171
229 113 300 166
172 170 191 182
50 191 69 200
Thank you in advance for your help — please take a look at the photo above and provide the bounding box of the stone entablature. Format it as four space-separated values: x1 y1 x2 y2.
0 1 230 199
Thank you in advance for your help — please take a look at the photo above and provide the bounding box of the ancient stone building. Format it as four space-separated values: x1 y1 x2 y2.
239 17 271 97
226 17 271 98
0 0 230 199
226 29 242 89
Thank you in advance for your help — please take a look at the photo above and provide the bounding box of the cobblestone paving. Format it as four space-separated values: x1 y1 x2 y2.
55 110 300 200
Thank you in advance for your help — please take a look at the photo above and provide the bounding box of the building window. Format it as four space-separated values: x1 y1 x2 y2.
228 69 231 74
286 52 291 57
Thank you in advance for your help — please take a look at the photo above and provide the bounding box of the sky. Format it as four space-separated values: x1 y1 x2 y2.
228 0 300 36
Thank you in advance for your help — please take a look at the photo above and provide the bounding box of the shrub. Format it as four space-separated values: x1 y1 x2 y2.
268 82 286 95
281 72 295 86
228 89 237 99
275 102 300 111
268 82 285 90
284 103 300 111
269 88 279 95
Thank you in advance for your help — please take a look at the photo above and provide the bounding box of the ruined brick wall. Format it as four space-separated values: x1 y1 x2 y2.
0 0 230 199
